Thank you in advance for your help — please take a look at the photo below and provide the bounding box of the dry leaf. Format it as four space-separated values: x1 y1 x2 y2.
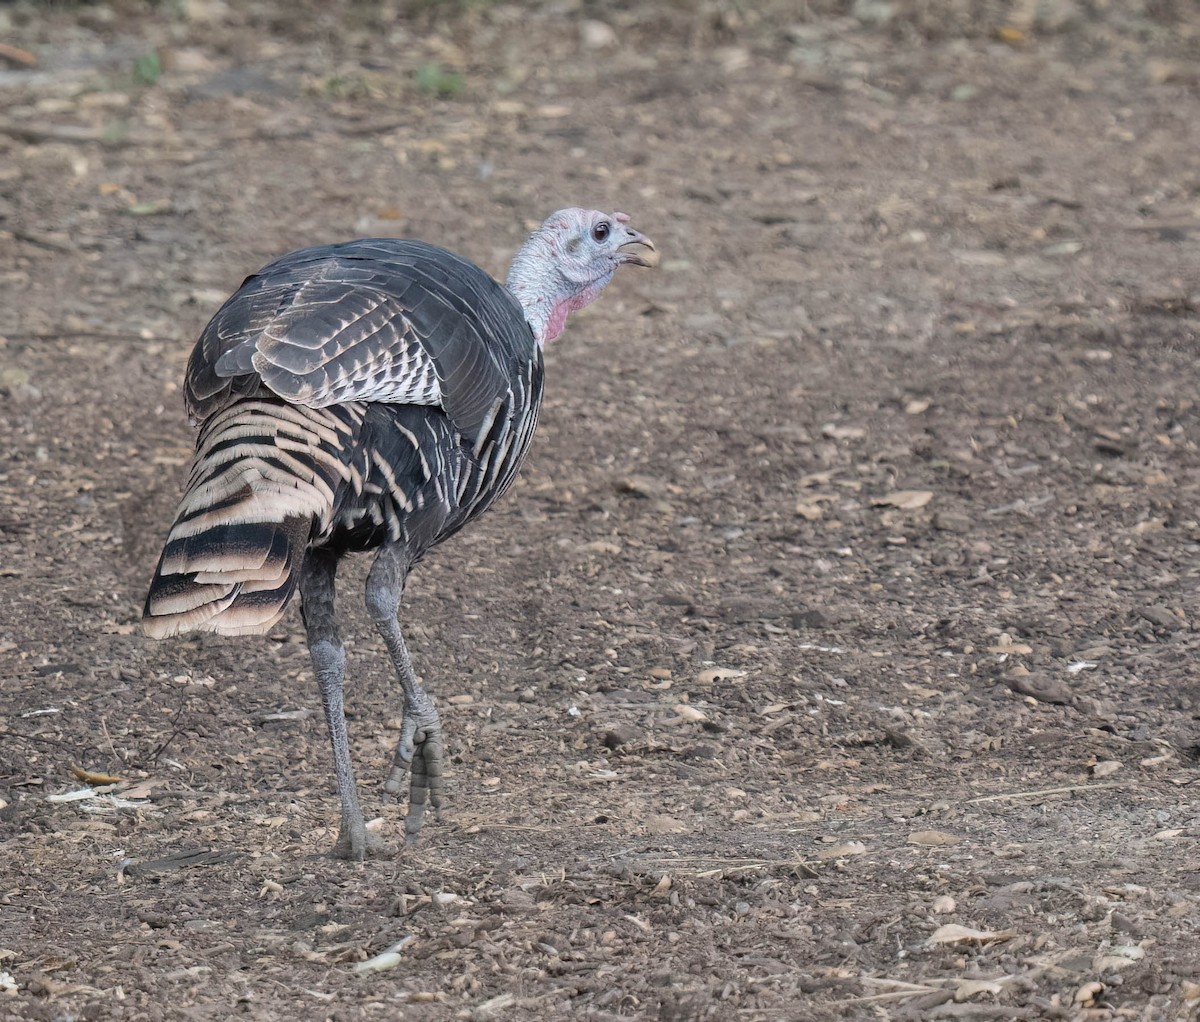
816 841 867 860
909 830 961 847
46 789 99 804
697 667 746 684
673 704 707 722
821 423 866 440
117 780 158 800
954 979 1003 1001
798 470 837 488
1005 671 1074 705
902 683 943 699
932 895 956 914
70 766 123 785
353 952 402 976
125 198 174 216
988 640 1033 655
873 490 934 510
1094 955 1142 972
928 924 1015 946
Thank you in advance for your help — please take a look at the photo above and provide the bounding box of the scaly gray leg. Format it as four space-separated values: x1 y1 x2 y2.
299 549 372 860
365 544 445 844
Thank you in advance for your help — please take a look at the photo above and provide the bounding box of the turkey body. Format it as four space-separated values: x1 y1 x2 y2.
140 207 655 859
144 239 543 638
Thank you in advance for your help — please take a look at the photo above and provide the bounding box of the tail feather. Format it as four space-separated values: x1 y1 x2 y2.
142 398 358 638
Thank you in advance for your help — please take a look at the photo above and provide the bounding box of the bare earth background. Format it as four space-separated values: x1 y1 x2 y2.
2 1 1199 1019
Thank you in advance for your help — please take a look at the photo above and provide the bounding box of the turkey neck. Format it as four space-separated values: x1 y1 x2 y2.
505 231 613 347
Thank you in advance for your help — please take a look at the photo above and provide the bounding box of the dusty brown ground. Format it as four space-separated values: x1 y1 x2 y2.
2 2 1199 1019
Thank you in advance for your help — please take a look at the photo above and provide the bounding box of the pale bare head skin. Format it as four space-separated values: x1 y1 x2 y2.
505 208 657 345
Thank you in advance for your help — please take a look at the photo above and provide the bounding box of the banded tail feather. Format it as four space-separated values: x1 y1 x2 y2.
142 397 362 638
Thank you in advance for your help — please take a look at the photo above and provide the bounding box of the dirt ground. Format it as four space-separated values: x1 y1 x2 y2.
2 1 1199 1019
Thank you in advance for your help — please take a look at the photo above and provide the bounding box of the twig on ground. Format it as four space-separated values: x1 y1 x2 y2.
0 43 37 68
966 781 1125 804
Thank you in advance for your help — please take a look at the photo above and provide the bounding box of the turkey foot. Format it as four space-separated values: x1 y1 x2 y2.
383 684 445 845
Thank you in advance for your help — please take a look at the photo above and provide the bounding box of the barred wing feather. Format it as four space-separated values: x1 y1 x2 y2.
184 240 534 446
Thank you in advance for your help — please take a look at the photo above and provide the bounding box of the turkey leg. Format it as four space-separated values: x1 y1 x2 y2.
299 548 373 860
366 545 445 844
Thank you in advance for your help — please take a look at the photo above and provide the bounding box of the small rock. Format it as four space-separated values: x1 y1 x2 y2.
603 723 641 750
1110 910 1140 935
0 367 30 389
1138 604 1182 631
792 608 826 630
579 19 618 49
1004 671 1073 706
618 475 668 499
646 814 687 835
674 704 707 722
933 511 972 533
852 0 894 25
501 889 536 913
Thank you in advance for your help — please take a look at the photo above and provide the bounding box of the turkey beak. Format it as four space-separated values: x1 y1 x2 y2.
617 229 658 268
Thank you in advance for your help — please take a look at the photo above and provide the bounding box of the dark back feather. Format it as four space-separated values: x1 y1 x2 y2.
144 238 544 638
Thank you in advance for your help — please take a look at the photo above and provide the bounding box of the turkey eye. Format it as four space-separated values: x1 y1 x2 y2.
591 221 610 242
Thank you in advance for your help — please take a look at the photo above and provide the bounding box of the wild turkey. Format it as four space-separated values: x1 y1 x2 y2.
142 208 656 859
